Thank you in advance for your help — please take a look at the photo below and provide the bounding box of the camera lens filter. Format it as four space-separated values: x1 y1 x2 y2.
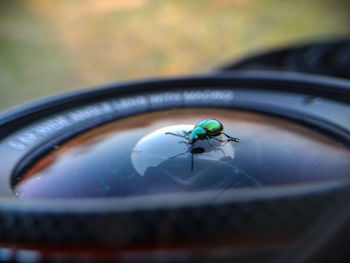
0 71 349 262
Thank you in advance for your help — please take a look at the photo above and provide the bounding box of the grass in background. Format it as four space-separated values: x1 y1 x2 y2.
0 0 349 111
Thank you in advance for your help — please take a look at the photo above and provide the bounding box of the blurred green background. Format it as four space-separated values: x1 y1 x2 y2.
0 0 349 112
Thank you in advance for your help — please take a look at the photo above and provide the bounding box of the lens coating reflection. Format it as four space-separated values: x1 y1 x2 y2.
13 108 350 199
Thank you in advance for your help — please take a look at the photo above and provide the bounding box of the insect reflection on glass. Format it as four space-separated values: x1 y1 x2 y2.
165 119 240 171
168 146 205 172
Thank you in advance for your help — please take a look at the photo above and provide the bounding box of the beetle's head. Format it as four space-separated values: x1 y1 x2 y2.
188 133 198 144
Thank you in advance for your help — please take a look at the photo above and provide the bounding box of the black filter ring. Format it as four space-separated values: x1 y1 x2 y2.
0 71 349 139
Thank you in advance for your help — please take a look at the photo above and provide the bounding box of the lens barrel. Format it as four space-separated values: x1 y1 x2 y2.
0 71 349 262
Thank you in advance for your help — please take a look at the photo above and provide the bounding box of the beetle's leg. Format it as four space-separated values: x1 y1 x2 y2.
169 143 193 159
168 151 188 160
165 132 187 139
181 130 192 136
191 151 194 172
206 137 215 149
222 132 240 143
213 137 226 143
221 139 232 146
213 137 231 148
189 144 195 172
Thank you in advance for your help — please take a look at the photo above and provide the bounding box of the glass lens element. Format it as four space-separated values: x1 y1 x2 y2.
13 108 350 199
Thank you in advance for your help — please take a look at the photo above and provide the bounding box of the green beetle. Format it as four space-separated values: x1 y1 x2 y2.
166 119 240 147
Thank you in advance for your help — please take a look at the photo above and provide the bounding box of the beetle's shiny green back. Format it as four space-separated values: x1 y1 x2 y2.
196 119 223 135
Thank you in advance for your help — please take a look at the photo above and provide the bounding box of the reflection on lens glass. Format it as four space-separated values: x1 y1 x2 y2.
13 108 350 199
132 124 235 176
